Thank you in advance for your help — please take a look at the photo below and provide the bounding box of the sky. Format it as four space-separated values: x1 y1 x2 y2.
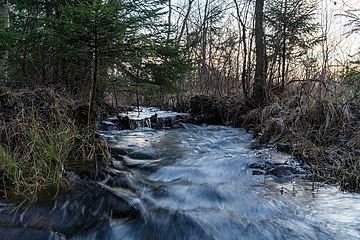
320 0 360 62
171 0 360 64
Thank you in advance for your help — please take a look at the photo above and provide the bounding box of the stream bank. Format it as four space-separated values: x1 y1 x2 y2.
0 86 114 202
186 95 360 192
0 106 360 239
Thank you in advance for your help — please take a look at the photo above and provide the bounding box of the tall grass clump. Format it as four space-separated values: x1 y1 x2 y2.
0 114 91 201
240 80 360 192
0 86 110 202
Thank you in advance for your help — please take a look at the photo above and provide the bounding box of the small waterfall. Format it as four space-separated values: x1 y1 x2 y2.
134 118 152 129
145 118 152 128
114 107 190 130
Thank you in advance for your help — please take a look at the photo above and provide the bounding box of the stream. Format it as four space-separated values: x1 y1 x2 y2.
1 108 360 239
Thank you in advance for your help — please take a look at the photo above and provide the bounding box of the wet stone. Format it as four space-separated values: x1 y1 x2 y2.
251 169 265 175
248 161 301 178
128 151 157 160
111 160 127 170
276 143 296 153
117 115 131 130
248 162 264 169
110 147 129 156
267 165 297 178
97 121 119 131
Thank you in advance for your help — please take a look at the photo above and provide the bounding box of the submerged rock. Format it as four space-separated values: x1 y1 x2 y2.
248 160 310 179
0 227 64 240
128 151 157 160
117 115 131 130
97 121 120 131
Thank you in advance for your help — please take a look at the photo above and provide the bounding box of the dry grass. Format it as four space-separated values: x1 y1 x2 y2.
0 86 110 202
170 81 360 191
239 84 360 192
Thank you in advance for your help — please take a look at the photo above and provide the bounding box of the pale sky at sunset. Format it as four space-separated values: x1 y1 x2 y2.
319 0 360 62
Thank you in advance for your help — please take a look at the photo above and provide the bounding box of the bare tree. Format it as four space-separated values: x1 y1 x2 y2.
177 0 195 42
234 0 252 100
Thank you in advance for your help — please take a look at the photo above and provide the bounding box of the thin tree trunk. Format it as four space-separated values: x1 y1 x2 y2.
178 0 194 42
111 77 119 108
0 0 9 80
88 29 98 125
281 0 288 89
234 0 249 100
267 36 281 87
167 0 172 42
136 90 140 117
199 0 209 94
246 23 254 97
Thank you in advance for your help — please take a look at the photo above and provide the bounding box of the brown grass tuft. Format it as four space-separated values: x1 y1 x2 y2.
0 86 110 202
256 94 360 191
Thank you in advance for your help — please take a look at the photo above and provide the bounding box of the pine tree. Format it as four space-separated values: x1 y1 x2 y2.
4 0 192 112
265 0 319 88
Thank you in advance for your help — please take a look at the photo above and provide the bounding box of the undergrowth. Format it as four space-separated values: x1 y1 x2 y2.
0 86 110 202
242 88 360 191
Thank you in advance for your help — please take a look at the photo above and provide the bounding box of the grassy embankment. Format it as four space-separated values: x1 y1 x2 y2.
181 81 360 191
0 86 109 202
226 90 360 191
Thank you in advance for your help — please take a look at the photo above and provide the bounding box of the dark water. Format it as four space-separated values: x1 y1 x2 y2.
1 109 360 239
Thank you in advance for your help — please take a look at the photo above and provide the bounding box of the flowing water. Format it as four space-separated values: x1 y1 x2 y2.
2 108 360 239
86 107 360 240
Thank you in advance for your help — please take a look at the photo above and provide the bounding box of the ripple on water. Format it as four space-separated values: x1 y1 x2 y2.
3 111 360 239
109 123 360 240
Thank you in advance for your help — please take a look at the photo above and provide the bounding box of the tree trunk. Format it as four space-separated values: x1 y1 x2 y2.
281 0 288 90
167 0 172 42
252 0 267 107
199 0 209 94
177 0 194 42
88 29 98 125
0 0 9 80
234 0 249 101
